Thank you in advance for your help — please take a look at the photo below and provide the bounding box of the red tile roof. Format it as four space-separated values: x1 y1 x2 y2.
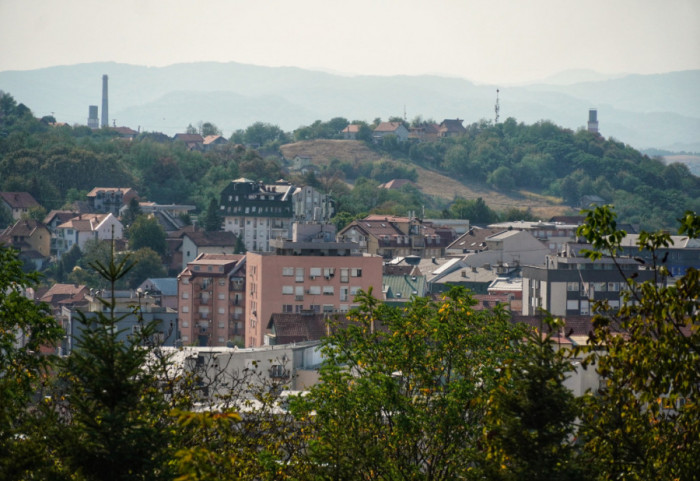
0 192 39 209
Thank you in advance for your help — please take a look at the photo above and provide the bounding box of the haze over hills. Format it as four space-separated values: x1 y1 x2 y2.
0 62 698 152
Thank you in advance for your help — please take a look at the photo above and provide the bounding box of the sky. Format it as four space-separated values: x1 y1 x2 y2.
1 0 699 85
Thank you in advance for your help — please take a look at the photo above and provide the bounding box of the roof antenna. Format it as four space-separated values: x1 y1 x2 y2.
495 89 500 124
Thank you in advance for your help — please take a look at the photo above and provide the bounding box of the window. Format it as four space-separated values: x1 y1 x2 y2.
310 304 320 313
282 304 293 313
295 268 304 282
323 305 334 313
608 282 620 292
182 306 189 313
580 300 590 315
218 293 225 300
340 287 348 301
282 285 293 295
350 286 361 297
567 300 579 310
309 286 321 295
218 321 225 328
340 268 349 283
310 267 322 278
351 268 362 277
339 304 349 313
567 282 579 292
323 286 334 296
181 321 188 328
218 307 225 314
182 292 189 299
283 267 294 276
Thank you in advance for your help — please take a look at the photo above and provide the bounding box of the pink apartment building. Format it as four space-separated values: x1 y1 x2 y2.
245 239 383 347
177 254 246 347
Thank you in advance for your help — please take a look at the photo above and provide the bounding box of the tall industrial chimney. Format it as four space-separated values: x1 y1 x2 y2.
101 75 109 128
587 108 598 134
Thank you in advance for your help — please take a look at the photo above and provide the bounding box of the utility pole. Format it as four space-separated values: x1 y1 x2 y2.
495 89 500 124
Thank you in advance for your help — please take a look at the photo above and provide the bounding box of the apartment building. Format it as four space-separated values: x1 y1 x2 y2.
220 178 295 252
245 233 382 347
177 254 246 347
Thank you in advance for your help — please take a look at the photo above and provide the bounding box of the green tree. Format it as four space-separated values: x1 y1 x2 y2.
202 198 223 232
291 287 528 480
121 197 142 228
51 247 176 480
0 245 63 478
484 316 584 480
575 206 700 480
119 247 167 289
200 121 222 137
128 215 166 256
0 202 12 228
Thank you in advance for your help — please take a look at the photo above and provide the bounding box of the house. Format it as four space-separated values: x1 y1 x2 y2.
290 155 313 172
266 312 329 345
137 277 179 311
488 220 581 253
180 230 239 271
340 124 361 140
177 253 246 347
220 178 295 252
0 219 51 268
372 122 409 143
521 242 655 317
408 123 440 142
203 134 228 151
55 213 124 258
382 272 427 305
112 126 139 140
618 233 700 277
44 210 79 255
438 119 466 137
337 215 456 259
86 187 138 216
0 192 40 221
245 233 383 347
173 133 204 151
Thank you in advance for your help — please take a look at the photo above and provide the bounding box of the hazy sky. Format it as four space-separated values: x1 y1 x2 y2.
1 0 698 84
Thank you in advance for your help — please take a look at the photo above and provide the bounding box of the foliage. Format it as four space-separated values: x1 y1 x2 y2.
484 316 584 480
447 197 499 224
0 202 12 228
0 245 63 478
290 287 529 480
575 205 700 480
48 246 176 480
120 247 167 289
128 214 167 256
202 198 223 232
121 196 142 228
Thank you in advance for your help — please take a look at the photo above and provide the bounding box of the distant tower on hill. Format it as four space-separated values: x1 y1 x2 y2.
587 108 599 134
87 105 99 129
101 75 109 128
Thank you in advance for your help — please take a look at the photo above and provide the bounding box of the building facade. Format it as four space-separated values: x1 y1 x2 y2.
177 254 246 347
220 178 295 252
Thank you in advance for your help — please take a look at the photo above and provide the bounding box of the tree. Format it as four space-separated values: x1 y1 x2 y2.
290 287 528 480
128 215 166 256
121 197 142 228
202 198 223 232
200 122 222 137
119 247 167 289
575 206 700 480
50 247 177 480
484 316 584 480
0 202 12 228
0 245 63 478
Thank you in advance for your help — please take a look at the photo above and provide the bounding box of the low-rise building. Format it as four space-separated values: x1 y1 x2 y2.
0 219 51 269
55 213 123 258
86 187 138 216
0 192 40 221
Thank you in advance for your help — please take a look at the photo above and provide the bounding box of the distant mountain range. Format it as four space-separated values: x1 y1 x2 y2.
0 62 698 152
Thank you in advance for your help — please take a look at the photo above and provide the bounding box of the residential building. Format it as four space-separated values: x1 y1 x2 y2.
488 220 581 253
408 123 440 142
55 213 124 258
177 254 246 347
180 230 239 271
245 236 383 347
43 210 79 255
618 234 700 277
521 243 655 316
86 187 138 216
382 272 427 305
340 124 361 140
337 215 456 259
220 178 295 252
112 126 139 140
173 133 204 151
137 277 179 310
292 185 334 223
203 134 228 151
0 219 51 269
0 191 40 221
438 118 466 137
372 122 409 142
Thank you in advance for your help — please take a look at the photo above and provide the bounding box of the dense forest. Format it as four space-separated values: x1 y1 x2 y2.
1 92 699 231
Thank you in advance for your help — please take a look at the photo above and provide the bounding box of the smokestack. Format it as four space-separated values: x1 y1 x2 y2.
88 105 99 129
101 75 109 128
587 108 598 134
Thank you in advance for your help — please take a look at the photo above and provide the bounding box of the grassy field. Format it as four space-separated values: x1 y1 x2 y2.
280 140 571 219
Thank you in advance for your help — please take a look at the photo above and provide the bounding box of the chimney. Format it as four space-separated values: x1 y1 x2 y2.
101 75 109 128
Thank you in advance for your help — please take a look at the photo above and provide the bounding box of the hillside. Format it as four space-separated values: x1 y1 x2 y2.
280 140 569 219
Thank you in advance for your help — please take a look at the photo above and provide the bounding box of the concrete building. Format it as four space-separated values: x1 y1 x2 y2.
86 187 138 216
220 178 295 252
488 220 581 253
177 254 246 347
55 213 123 258
521 243 655 316
245 236 383 347
292 185 334 223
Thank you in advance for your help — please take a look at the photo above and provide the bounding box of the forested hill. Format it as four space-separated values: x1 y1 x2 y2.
1 92 698 231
